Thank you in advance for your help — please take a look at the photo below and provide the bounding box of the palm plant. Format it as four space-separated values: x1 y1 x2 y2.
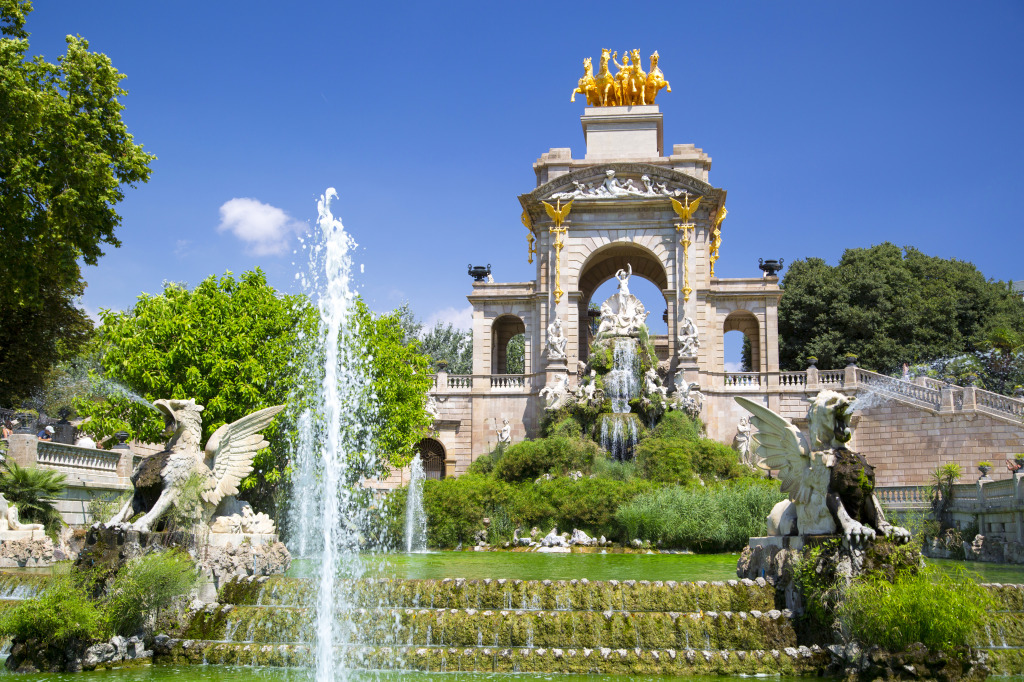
0 461 66 533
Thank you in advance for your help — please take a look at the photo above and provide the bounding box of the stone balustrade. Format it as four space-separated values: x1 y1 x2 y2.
875 485 931 510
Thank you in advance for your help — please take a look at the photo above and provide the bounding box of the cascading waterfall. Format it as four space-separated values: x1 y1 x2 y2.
600 338 640 460
404 454 428 553
290 188 379 681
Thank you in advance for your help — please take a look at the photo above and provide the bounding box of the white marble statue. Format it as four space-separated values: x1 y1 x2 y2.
735 390 911 546
677 316 700 360
671 381 704 416
496 418 512 445
595 264 649 336
574 369 599 403
425 394 440 421
107 398 284 534
733 416 757 470
208 499 276 534
546 317 567 359
644 367 668 399
0 493 44 531
539 373 572 410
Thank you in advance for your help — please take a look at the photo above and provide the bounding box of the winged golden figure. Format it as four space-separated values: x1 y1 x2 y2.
542 199 573 228
107 398 284 533
735 391 910 547
670 195 701 223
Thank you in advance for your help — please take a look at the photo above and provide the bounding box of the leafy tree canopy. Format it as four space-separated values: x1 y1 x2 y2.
76 270 434 509
393 303 473 375
0 0 155 404
778 243 1024 373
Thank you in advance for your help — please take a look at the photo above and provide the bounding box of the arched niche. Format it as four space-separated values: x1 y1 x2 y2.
723 310 761 372
416 438 447 480
491 315 525 375
575 242 669 362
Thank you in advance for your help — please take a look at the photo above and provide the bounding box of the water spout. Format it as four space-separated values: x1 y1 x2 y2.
405 454 428 553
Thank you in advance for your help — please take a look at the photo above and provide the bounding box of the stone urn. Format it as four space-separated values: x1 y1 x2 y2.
978 463 992 477
806 356 818 369
844 353 858 367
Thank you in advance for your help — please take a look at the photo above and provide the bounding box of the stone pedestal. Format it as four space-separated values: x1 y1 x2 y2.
0 530 46 542
545 356 569 387
206 532 278 548
675 358 700 388
581 105 663 160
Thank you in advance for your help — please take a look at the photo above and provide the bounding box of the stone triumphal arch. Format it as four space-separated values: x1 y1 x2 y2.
417 101 783 478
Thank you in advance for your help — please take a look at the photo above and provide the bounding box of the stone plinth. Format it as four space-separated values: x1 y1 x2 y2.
0 530 46 542
581 106 663 160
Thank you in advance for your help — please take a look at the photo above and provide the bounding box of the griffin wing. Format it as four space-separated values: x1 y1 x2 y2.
734 397 816 503
687 197 701 220
670 197 685 220
202 405 285 507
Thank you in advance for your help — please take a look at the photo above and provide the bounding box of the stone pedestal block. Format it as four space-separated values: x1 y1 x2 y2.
581 106 663 160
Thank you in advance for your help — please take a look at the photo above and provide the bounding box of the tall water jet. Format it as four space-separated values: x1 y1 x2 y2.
404 454 427 553
290 188 379 681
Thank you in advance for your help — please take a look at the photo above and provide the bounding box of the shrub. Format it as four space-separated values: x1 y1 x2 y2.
0 574 107 647
105 550 198 636
839 566 993 655
635 435 693 484
492 437 599 483
86 491 130 526
615 480 785 551
530 477 655 540
422 475 497 548
0 461 66 534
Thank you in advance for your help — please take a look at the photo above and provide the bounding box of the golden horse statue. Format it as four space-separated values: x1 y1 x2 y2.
594 48 619 106
573 49 670 107
570 57 598 105
644 51 671 105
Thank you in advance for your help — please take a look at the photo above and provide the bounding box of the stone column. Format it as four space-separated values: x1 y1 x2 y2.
961 386 977 411
6 434 37 469
940 387 956 413
806 366 820 392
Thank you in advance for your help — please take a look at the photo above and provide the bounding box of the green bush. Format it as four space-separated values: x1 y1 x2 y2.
839 566 993 655
635 435 694 484
422 475 499 548
614 480 785 551
105 550 198 636
0 461 66 534
0 574 107 647
492 437 599 483
634 412 747 484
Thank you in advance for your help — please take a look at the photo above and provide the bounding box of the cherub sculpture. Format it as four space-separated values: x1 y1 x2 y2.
735 391 910 546
107 399 284 533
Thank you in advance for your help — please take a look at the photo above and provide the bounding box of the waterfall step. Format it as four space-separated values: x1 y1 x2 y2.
155 640 835 675
184 604 799 650
219 576 776 612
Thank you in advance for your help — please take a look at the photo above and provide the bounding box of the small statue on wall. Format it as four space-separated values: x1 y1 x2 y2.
733 415 758 470
496 418 512 445
539 373 572 410
425 394 440 421
677 316 700 360
547 317 568 359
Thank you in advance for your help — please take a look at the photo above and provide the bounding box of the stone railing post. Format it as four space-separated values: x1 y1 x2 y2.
5 433 38 469
977 476 989 536
843 364 858 387
444 458 457 479
805 366 819 391
940 387 956 413
112 432 133 482
436 370 448 394
961 386 977 412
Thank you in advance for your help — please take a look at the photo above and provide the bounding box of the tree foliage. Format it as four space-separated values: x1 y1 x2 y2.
0 1 155 405
419 321 473 374
76 270 314 503
778 243 1024 372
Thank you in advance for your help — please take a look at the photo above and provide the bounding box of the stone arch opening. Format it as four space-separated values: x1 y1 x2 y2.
491 315 525 374
723 310 761 372
576 242 670 362
416 438 446 480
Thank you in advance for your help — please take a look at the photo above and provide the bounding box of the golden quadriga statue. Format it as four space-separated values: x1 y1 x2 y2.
571 49 671 106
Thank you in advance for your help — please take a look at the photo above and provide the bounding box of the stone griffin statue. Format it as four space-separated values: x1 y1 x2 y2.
107 399 284 533
735 391 910 547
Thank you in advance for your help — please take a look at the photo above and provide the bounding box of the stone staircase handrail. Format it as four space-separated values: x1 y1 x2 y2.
723 372 763 389
818 369 845 386
36 441 122 474
974 387 1024 420
854 368 943 409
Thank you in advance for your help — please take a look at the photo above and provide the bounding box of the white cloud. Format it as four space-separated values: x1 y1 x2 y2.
724 361 744 372
425 305 473 331
174 239 192 258
217 197 303 256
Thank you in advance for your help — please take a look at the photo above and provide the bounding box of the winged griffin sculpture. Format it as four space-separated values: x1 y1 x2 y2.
107 399 284 533
735 391 910 546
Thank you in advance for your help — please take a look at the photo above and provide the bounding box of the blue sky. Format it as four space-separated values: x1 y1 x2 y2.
23 2 1024 353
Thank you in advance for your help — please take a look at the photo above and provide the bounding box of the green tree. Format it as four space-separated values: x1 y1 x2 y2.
419 321 473 374
0 1 155 405
778 243 1024 372
75 270 314 510
353 300 435 468
506 333 525 374
0 461 66 533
